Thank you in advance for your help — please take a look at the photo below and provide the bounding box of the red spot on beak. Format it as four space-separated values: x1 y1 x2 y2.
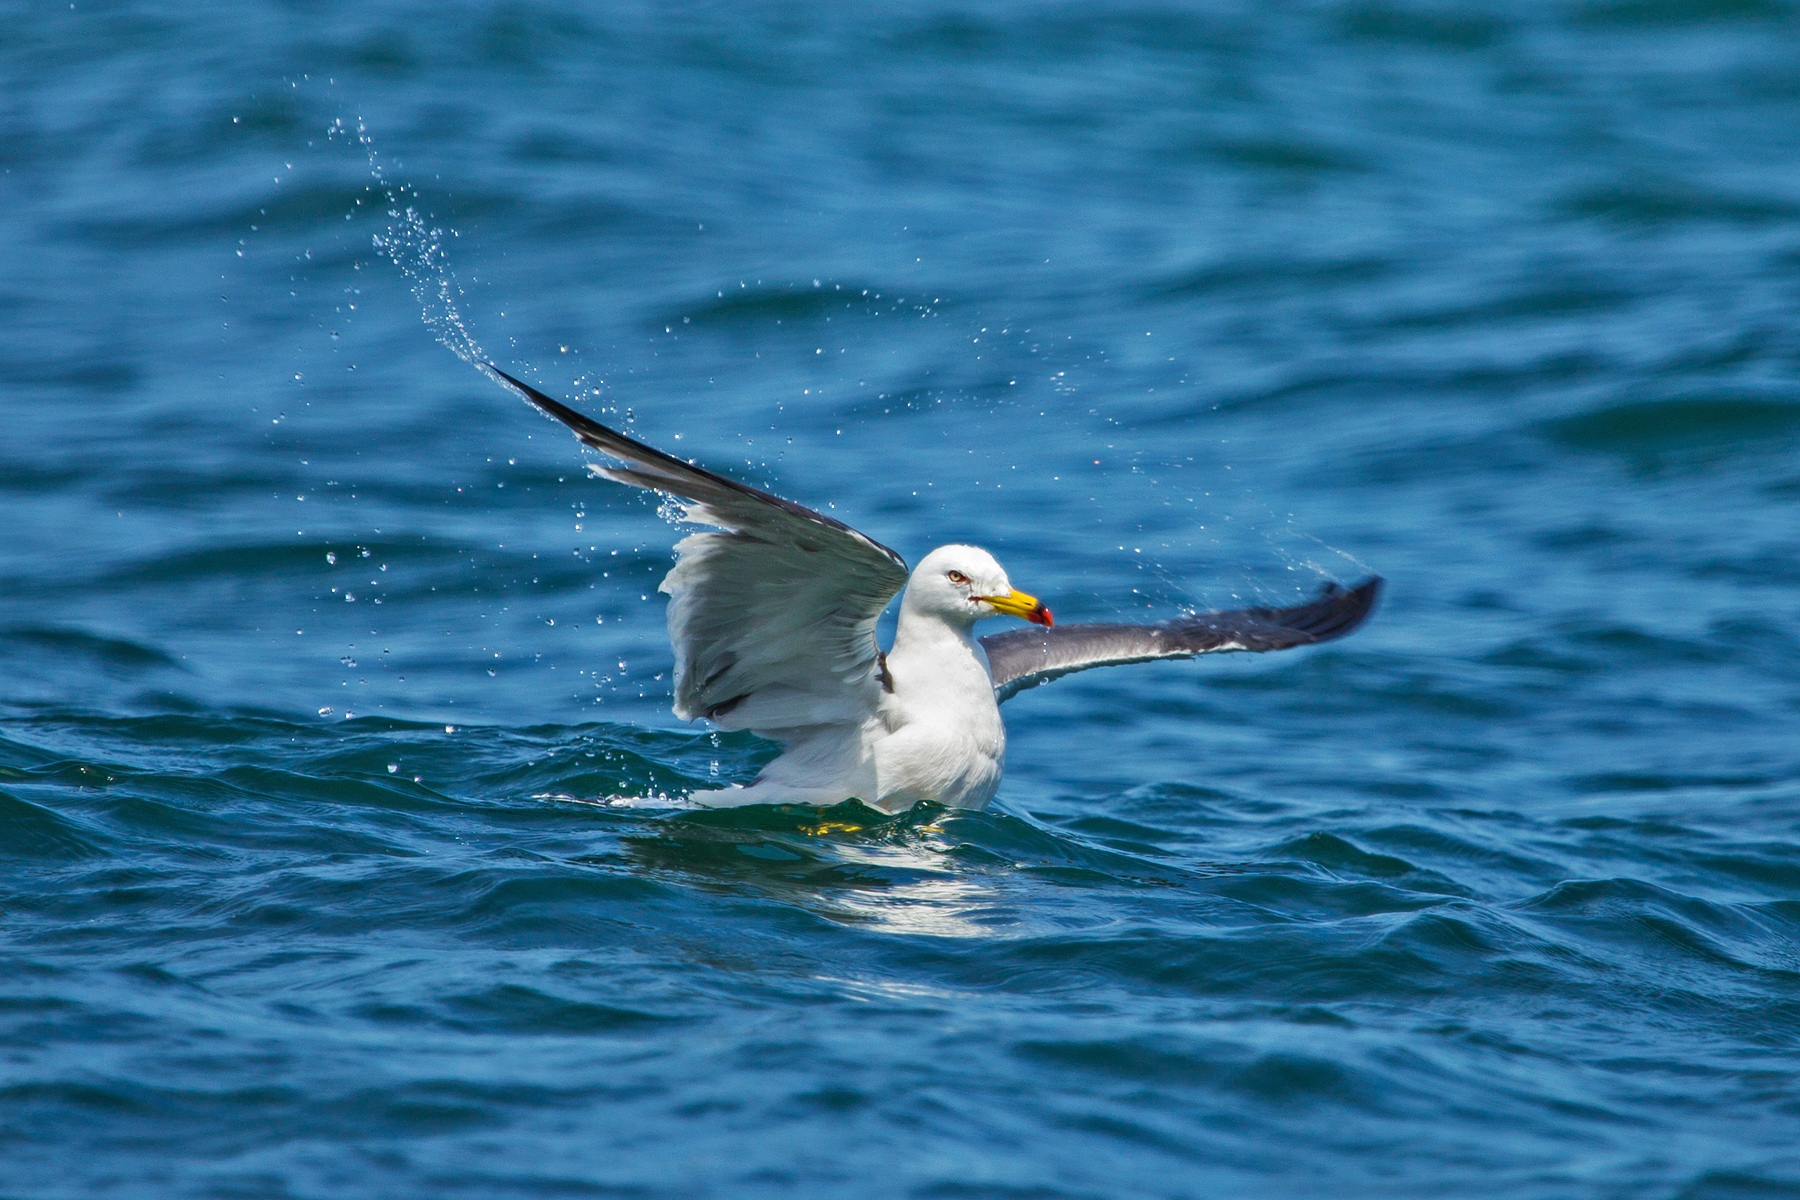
1030 603 1053 627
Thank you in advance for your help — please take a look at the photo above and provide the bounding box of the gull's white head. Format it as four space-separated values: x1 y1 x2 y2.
904 544 1052 629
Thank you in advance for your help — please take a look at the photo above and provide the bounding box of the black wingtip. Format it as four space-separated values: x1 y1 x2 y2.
485 363 620 445
486 363 575 422
1311 575 1382 642
484 362 535 400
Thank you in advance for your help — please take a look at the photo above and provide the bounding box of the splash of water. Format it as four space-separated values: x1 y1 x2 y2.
332 117 491 374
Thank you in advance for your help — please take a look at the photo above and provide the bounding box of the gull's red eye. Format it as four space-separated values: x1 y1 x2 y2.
946 570 968 585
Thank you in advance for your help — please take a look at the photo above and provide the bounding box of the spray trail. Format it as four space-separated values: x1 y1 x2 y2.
333 117 492 375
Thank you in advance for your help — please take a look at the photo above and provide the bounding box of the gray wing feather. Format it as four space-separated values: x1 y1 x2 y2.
486 366 907 570
489 366 909 729
981 578 1382 703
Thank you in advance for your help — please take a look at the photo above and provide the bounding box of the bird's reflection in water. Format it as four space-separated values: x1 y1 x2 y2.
618 800 1007 938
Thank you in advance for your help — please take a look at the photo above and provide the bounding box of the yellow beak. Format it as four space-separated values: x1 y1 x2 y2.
981 588 1053 627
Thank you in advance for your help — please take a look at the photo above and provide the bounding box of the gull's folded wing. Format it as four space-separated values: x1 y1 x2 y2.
980 578 1382 703
489 367 909 732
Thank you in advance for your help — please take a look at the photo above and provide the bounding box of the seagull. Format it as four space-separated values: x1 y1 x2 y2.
489 367 1380 813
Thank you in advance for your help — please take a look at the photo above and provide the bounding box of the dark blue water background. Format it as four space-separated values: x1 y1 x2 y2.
5 2 1800 1196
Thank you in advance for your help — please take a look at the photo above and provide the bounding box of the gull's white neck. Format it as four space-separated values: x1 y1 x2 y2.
887 597 991 695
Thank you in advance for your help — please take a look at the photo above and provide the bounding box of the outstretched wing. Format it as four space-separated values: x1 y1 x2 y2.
489 367 909 733
980 578 1381 703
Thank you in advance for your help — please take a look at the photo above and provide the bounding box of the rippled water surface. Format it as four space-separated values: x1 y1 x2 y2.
5 2 1800 1196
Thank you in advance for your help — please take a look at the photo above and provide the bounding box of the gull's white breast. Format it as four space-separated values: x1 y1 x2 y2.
871 624 1005 812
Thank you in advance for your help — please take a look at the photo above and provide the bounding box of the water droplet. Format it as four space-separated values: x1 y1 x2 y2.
318 706 333 716
326 552 337 564
386 764 398 773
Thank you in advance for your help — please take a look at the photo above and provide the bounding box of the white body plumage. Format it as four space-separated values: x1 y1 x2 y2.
692 545 1018 813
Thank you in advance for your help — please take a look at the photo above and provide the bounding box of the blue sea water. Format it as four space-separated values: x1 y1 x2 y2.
5 1 1800 1195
